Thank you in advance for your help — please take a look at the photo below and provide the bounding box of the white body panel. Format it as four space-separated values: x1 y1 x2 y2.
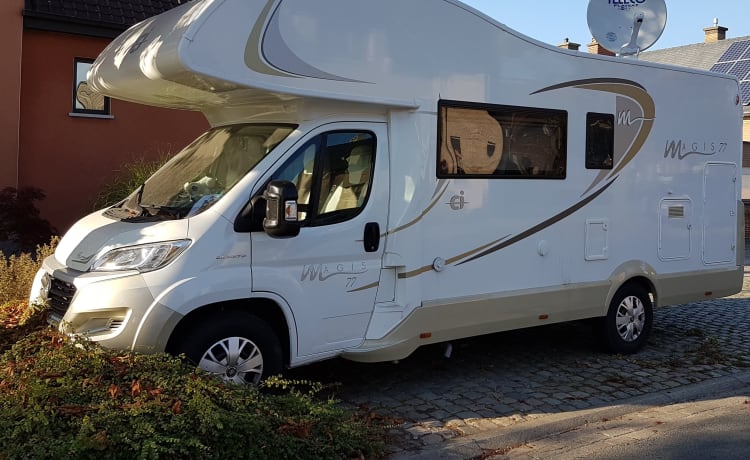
31 0 743 368
250 122 390 357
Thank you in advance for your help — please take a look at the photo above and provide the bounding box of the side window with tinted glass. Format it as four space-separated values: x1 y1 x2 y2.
274 139 319 220
437 101 567 179
272 131 375 226
586 113 614 170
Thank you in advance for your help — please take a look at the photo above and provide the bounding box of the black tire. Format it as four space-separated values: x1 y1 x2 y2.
601 284 653 354
180 312 283 385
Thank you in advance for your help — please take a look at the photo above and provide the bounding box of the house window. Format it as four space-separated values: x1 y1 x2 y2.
585 113 614 169
438 101 567 179
71 58 111 117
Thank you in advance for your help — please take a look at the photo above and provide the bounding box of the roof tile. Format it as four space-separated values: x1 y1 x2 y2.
26 0 189 27
640 35 750 107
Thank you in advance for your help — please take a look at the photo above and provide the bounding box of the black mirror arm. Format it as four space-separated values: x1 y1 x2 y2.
233 196 266 233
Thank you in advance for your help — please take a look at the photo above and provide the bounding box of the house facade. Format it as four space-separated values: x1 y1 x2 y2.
1 0 207 233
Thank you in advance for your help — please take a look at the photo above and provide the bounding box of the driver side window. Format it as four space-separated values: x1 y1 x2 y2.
273 130 375 226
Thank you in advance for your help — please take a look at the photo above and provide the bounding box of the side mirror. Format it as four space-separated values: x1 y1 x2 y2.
263 180 300 238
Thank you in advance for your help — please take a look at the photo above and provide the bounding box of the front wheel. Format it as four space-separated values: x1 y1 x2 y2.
601 284 653 354
180 312 283 385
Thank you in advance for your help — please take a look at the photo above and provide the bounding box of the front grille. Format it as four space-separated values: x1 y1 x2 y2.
48 277 76 316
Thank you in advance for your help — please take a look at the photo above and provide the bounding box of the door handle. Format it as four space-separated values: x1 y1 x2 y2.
363 222 380 253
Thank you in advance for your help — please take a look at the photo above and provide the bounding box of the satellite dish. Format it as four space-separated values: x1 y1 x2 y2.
587 0 667 56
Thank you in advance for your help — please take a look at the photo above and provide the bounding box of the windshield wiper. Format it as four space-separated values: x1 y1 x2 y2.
139 204 185 219
136 183 145 208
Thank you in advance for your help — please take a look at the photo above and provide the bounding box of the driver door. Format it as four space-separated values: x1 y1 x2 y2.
251 123 389 357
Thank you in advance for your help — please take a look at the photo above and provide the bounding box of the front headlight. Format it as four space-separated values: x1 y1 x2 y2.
90 240 191 273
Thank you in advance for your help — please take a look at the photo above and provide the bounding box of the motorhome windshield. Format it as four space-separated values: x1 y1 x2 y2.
109 124 296 221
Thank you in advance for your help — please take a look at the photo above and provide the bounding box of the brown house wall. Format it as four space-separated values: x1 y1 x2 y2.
18 29 208 232
0 0 24 188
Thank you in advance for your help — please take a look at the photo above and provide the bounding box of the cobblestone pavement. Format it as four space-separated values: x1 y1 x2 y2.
288 265 750 456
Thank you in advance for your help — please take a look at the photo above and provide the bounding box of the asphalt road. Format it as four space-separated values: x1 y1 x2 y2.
503 391 750 460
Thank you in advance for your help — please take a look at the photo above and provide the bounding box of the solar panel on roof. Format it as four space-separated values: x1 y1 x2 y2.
707 39 750 104
710 62 735 73
729 60 750 80
740 82 750 103
716 40 750 62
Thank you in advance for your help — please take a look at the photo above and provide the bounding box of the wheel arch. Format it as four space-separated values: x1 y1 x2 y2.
164 296 295 367
607 260 659 310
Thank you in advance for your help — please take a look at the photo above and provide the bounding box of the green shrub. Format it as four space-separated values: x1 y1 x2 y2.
0 240 389 459
0 329 387 459
92 155 170 210
0 238 58 305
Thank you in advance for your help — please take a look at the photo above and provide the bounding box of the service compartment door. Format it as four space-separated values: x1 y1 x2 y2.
659 199 692 261
251 123 389 357
702 163 737 265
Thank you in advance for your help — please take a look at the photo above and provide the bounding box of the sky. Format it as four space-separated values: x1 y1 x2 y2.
461 1 750 51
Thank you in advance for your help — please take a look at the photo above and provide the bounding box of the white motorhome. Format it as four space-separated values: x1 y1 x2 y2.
31 0 744 384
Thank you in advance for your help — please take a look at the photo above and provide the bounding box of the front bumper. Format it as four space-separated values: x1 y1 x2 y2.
34 255 162 351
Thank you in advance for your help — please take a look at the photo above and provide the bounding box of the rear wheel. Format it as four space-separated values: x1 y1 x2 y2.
180 312 283 385
601 284 653 354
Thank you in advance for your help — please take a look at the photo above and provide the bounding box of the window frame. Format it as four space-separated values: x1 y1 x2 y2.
70 57 112 118
267 129 377 228
437 99 568 180
585 112 615 170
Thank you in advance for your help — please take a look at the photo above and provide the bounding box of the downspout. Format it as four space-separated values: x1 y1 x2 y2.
9 0 24 189
15 21 22 189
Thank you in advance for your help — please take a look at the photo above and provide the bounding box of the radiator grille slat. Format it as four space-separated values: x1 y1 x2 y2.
47 277 76 316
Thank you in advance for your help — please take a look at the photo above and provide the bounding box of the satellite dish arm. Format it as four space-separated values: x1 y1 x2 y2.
619 13 644 56
587 0 666 57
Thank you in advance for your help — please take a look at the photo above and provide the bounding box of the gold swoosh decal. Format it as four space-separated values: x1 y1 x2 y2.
354 180 613 287
244 0 295 78
532 79 655 196
573 82 655 180
354 80 647 288
397 235 511 280
457 178 615 265
387 180 450 236
245 0 362 82
349 182 451 292
348 281 378 293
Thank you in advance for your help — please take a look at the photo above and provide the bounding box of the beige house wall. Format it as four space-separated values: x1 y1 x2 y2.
0 0 24 188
